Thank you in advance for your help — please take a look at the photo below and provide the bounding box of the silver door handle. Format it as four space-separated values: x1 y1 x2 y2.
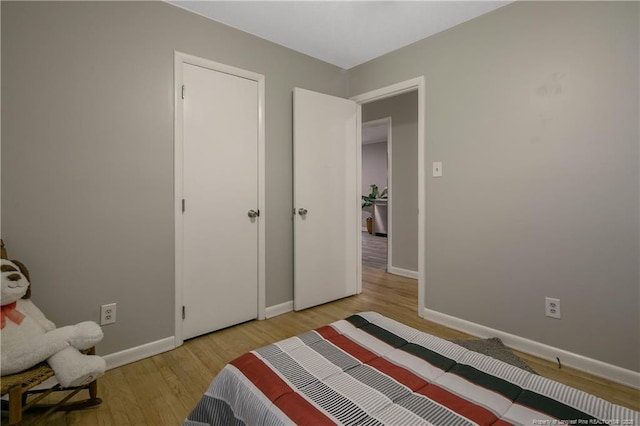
298 208 308 216
248 209 260 218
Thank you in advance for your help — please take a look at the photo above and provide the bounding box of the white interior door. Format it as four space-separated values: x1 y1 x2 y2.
181 62 259 340
293 88 358 311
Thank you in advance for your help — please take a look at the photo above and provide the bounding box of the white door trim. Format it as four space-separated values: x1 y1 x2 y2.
362 117 392 271
351 76 426 317
174 51 266 347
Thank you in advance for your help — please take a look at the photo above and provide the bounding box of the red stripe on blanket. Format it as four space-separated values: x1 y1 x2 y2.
417 384 499 425
231 353 290 401
318 327 427 390
318 329 498 425
317 326 378 363
231 352 335 425
316 325 340 339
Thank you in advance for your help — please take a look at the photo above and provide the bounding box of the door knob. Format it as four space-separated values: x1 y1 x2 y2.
247 210 260 218
298 208 308 216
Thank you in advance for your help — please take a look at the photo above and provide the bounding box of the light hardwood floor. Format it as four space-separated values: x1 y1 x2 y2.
9 267 639 425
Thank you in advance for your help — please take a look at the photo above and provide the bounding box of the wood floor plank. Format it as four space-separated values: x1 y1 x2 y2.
123 358 168 425
103 366 145 425
7 266 638 425
362 231 388 270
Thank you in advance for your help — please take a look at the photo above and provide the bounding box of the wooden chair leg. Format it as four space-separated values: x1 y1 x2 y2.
89 379 98 400
86 346 99 400
8 385 23 426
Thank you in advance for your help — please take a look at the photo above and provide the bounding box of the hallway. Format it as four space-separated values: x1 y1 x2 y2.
361 231 387 271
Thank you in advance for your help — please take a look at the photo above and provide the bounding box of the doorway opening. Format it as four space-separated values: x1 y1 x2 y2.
359 91 419 281
361 117 391 272
352 76 425 318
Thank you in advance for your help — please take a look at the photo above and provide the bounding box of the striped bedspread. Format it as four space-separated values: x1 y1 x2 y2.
185 312 639 426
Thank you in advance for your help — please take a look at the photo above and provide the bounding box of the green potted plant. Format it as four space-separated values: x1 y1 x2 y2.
362 184 387 234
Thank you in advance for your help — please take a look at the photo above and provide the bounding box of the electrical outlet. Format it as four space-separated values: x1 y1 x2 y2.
545 297 561 319
100 303 117 325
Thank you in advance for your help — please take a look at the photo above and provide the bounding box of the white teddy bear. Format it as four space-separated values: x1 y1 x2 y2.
1 257 106 388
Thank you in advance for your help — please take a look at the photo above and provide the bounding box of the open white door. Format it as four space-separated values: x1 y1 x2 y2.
293 88 359 311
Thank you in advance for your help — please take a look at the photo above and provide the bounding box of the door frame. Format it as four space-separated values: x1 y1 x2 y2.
174 51 266 347
351 76 426 317
361 117 393 270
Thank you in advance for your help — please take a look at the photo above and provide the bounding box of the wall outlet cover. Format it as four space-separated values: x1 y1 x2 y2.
545 297 561 319
100 303 117 325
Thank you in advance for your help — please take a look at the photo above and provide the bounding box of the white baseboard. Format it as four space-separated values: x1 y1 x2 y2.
265 300 293 319
423 308 640 390
388 266 419 279
102 337 175 370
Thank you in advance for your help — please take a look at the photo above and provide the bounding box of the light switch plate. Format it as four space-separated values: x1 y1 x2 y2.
432 161 443 177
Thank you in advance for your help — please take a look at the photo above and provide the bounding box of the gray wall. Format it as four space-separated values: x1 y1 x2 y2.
1 1 346 354
363 93 419 273
3 0 638 373
362 142 388 198
349 1 639 371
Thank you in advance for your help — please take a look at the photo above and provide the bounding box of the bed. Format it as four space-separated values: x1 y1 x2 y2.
185 312 639 425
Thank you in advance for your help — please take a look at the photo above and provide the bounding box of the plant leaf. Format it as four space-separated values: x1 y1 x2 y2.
370 184 378 198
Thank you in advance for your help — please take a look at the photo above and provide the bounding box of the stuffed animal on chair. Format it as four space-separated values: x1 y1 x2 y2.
1 253 106 388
